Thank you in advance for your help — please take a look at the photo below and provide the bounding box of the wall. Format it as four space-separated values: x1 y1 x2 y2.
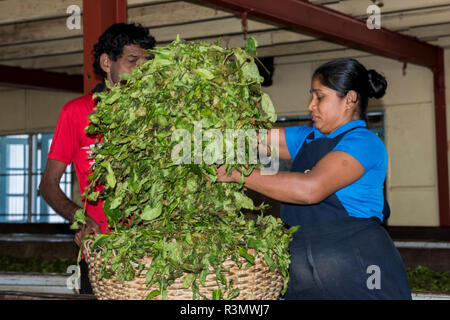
263 51 440 226
0 88 82 208
0 87 79 135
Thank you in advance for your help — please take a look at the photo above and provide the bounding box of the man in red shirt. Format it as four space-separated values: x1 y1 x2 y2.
39 23 155 293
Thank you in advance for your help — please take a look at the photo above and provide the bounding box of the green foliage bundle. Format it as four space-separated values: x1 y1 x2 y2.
407 266 450 293
75 37 297 300
0 255 76 274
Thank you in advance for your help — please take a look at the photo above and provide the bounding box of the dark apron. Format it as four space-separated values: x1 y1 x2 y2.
281 127 411 300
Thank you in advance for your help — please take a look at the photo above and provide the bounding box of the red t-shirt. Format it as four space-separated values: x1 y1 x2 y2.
48 94 108 234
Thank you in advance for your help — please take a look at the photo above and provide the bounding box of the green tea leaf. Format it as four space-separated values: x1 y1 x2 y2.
104 162 116 189
247 237 266 252
212 288 223 300
110 196 123 210
287 225 300 234
146 290 161 300
195 68 215 80
261 93 277 122
238 246 255 265
182 273 196 289
86 191 99 202
233 192 255 210
245 37 258 56
91 234 108 249
69 208 86 230
104 91 121 104
141 202 163 221
264 252 276 272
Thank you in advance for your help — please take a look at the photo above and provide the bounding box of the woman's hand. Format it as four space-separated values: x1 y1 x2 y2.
260 127 292 161
216 165 240 183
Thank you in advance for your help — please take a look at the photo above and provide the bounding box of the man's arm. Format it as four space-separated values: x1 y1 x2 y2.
39 158 80 221
39 158 100 247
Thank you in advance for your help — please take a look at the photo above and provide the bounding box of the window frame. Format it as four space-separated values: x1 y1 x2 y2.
0 132 72 224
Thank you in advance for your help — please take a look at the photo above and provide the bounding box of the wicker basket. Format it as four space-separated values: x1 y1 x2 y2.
84 239 284 300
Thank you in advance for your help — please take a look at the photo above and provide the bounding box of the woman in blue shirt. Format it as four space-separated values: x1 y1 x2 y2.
217 58 411 299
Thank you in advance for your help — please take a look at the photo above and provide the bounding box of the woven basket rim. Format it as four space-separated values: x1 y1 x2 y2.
83 237 284 300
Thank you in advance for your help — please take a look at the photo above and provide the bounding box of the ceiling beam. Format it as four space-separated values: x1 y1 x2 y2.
197 0 450 226
197 0 440 69
3 1 450 49
0 65 82 92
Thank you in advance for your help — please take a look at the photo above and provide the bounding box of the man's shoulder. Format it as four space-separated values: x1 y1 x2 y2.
62 94 96 112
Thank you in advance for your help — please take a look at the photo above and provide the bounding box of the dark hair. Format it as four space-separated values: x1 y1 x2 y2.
93 23 156 78
312 58 387 120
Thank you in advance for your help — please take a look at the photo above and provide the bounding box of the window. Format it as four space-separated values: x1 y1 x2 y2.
0 133 72 223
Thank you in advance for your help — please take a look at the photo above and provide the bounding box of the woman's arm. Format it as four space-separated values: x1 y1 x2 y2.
261 127 292 160
217 150 364 204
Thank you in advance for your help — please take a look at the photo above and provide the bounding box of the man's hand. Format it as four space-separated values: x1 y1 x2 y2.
74 214 101 249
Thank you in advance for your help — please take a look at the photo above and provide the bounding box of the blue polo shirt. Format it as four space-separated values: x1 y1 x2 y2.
284 120 388 222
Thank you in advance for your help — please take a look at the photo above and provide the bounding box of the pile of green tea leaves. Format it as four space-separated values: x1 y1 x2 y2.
77 36 297 300
407 266 450 293
0 255 76 274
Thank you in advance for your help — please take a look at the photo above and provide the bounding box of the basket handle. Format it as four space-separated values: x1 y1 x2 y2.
83 237 118 258
83 238 93 256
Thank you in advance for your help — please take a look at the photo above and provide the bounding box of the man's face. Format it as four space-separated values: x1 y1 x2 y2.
101 44 152 85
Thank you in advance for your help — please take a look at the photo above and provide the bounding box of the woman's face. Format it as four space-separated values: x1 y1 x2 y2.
307 77 352 136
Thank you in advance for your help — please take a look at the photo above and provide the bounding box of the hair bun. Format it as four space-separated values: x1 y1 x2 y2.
367 69 387 99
